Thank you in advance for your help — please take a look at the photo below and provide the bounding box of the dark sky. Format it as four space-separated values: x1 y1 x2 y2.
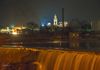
0 0 100 25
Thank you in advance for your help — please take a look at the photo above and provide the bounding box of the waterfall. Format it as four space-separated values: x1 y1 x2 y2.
35 51 100 70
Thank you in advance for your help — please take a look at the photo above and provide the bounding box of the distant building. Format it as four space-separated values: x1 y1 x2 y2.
91 20 100 31
0 26 27 35
53 14 58 26
58 21 68 27
53 14 69 27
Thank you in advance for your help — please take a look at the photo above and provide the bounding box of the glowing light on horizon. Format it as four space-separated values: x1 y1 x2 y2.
41 24 45 27
53 14 58 26
47 22 51 26
12 32 18 35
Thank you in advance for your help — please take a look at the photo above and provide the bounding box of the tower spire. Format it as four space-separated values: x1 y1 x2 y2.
62 8 64 28
53 14 58 26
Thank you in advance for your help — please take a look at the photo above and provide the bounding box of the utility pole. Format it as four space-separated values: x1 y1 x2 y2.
61 8 65 47
62 8 64 28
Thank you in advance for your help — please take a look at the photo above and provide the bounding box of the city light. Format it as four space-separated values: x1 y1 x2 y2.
41 24 45 27
0 0 99 70
12 31 18 35
47 22 51 26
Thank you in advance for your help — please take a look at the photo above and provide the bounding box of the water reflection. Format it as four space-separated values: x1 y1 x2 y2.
1 33 100 70
1 40 100 51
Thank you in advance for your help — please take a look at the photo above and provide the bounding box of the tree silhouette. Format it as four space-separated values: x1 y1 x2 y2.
26 22 39 30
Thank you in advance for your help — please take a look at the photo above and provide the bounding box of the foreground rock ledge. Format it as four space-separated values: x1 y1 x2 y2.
0 48 39 64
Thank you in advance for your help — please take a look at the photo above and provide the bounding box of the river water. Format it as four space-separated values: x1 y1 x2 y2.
36 50 100 70
0 41 100 70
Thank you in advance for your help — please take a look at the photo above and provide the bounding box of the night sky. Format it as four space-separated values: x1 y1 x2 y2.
0 0 100 26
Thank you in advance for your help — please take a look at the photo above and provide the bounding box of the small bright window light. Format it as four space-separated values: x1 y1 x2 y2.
41 24 45 27
64 21 68 27
47 22 51 26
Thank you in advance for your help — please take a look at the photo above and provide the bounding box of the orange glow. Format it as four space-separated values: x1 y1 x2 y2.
0 48 100 70
12 31 18 35
36 50 100 70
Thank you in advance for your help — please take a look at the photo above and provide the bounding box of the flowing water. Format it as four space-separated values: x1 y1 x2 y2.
0 46 100 70
35 50 100 70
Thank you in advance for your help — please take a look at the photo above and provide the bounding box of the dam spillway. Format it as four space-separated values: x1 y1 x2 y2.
36 50 100 70
0 48 100 70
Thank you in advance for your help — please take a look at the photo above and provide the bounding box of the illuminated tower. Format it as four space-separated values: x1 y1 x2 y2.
53 14 58 26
